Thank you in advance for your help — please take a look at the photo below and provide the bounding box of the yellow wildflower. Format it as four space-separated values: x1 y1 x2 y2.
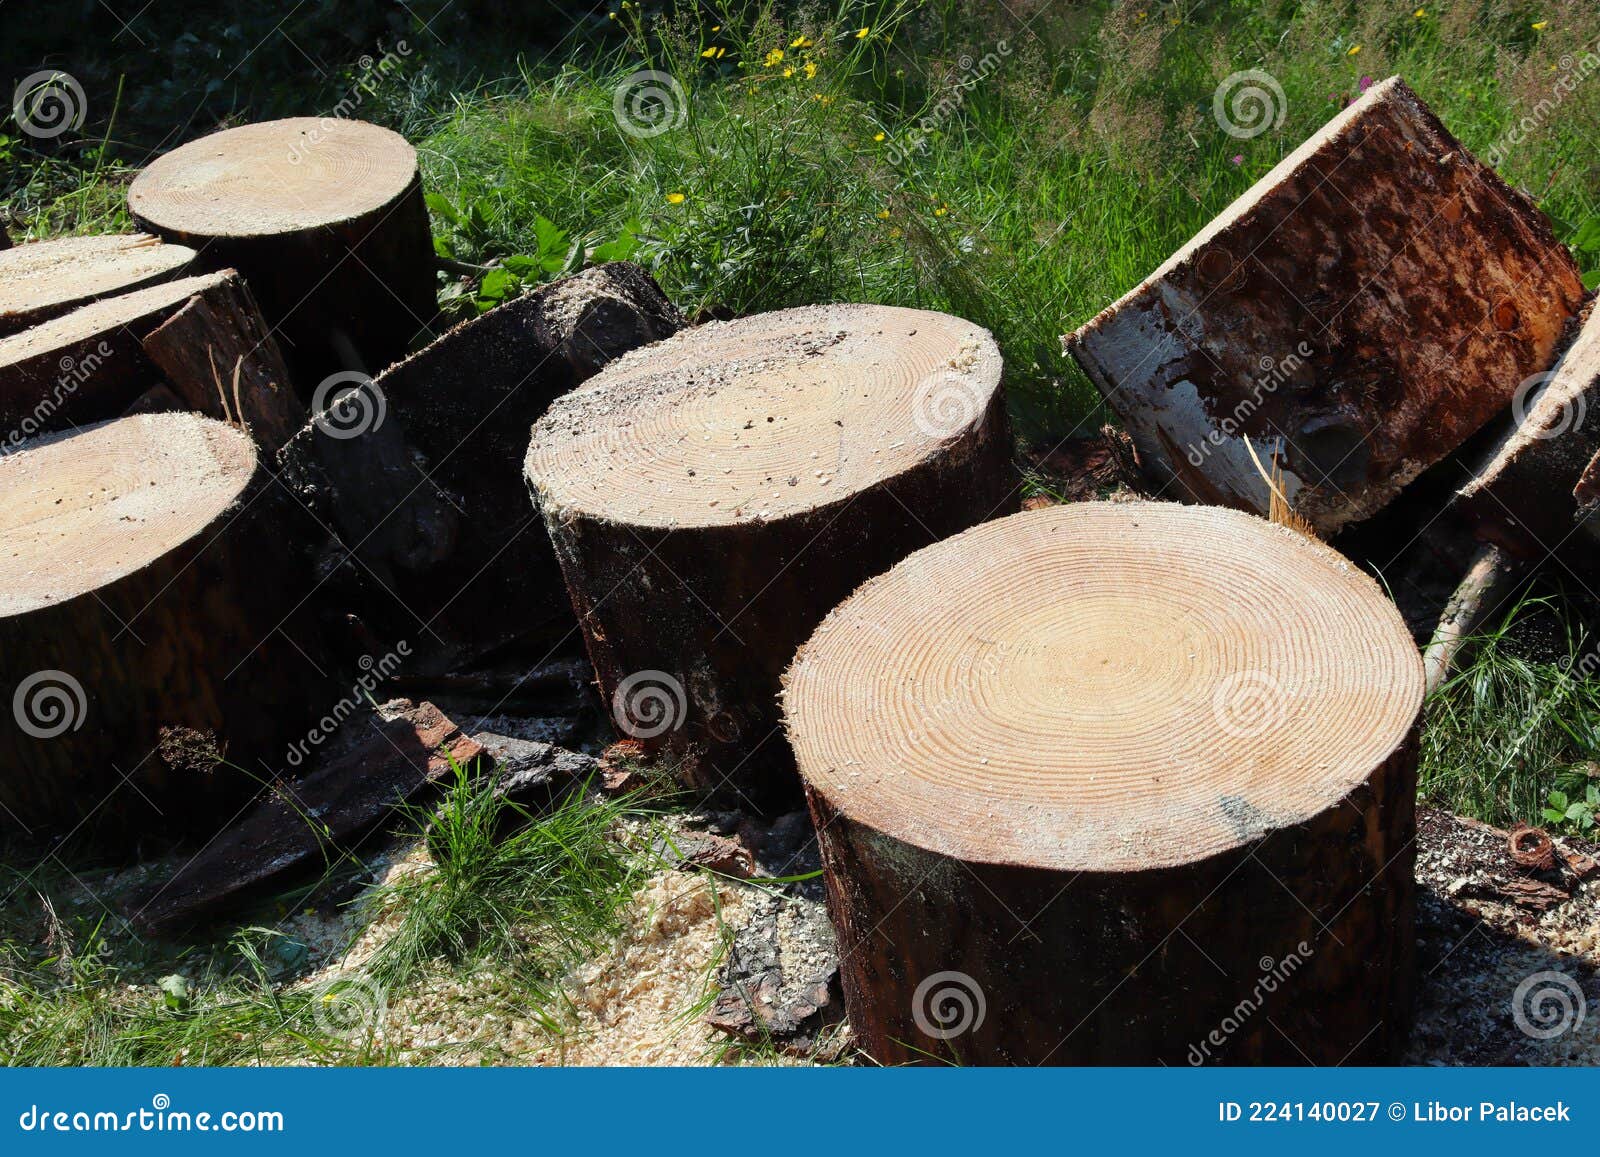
1532 20 1549 30
666 192 686 204
1347 44 1361 56
889 227 902 239
764 48 784 67
1413 7 1425 16
856 26 869 39
791 35 812 49
711 24 720 31
934 205 949 217
804 61 818 79
876 209 891 219
873 132 885 142
782 67 794 78
700 46 717 58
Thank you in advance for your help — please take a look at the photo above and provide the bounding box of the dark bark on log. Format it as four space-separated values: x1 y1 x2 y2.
807 731 1419 1065
141 272 306 455
0 414 335 844
122 383 186 416
128 700 485 936
1064 77 1584 535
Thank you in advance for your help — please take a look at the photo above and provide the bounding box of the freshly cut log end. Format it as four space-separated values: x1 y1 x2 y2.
0 412 329 840
1459 301 1600 553
0 233 196 336
128 118 435 380
1064 76 1584 535
527 303 1016 808
0 271 231 444
785 501 1423 1064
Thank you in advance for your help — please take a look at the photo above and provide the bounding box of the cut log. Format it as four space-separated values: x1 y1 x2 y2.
277 262 684 667
0 412 331 841
0 233 196 336
1457 302 1600 553
527 303 1016 810
784 501 1424 1065
1063 76 1584 536
127 699 485 936
141 272 306 454
128 118 436 381
0 271 230 448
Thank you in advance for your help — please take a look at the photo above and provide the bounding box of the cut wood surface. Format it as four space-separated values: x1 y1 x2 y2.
0 271 230 446
0 412 329 840
527 303 1016 809
784 501 1424 1064
1063 76 1584 535
1458 301 1600 554
129 118 436 380
277 262 684 668
141 271 307 454
0 233 196 336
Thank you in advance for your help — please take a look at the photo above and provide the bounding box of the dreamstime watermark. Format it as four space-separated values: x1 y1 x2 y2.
1184 342 1314 468
1211 670 1289 739
310 974 389 1039
1188 942 1314 1064
1483 37 1600 168
911 970 986 1040
12 670 86 739
311 371 387 439
905 640 1012 749
12 70 86 138
284 642 411 767
287 41 412 164
1213 69 1287 139
17 1094 283 1134
1511 970 1587 1041
612 69 688 139
611 669 687 739
912 367 988 439
886 41 1011 164
1510 369 1585 441
1 341 114 455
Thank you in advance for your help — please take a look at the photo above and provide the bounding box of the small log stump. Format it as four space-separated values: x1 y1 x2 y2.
0 413 329 841
0 233 196 336
784 501 1424 1065
527 304 1016 809
1064 76 1583 535
129 118 436 381
0 271 231 447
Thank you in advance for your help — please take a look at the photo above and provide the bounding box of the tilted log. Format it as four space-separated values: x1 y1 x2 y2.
0 233 196 336
527 304 1017 811
129 118 437 382
784 502 1424 1064
0 413 332 842
1064 76 1583 535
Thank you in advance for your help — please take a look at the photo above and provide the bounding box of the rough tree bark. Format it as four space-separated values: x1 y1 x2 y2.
0 413 331 842
0 233 196 336
527 304 1017 811
129 118 437 383
1063 76 1583 535
784 502 1424 1064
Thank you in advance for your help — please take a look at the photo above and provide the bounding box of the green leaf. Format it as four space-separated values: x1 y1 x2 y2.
425 193 461 227
1566 802 1588 820
432 234 454 260
591 219 642 264
1587 784 1599 805
1571 217 1600 254
1549 790 1569 810
478 268 519 301
1544 808 1566 823
499 255 542 277
532 215 570 274
1583 270 1600 291
157 974 191 1010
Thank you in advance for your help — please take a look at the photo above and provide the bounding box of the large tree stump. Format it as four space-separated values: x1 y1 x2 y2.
1063 76 1583 535
784 501 1424 1065
0 233 196 336
0 413 330 841
0 271 231 448
128 118 436 382
527 304 1016 810
276 262 684 669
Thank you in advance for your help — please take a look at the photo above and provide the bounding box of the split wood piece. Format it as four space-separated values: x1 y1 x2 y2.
0 271 230 447
1456 302 1600 554
142 272 307 455
129 118 436 382
128 699 485 936
1063 76 1583 536
1575 447 1600 545
0 233 196 336
527 303 1016 811
280 262 684 667
784 501 1424 1065
1421 542 1522 696
0 413 332 841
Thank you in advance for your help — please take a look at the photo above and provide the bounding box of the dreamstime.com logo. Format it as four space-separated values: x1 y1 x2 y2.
1210 670 1288 739
912 368 988 440
17 1094 284 1134
613 69 687 138
1512 970 1588 1041
311 974 389 1039
1188 943 1314 1064
311 371 387 439
1213 69 1286 139
12 70 86 138
12 670 86 739
912 970 987 1040
1510 370 1585 442
611 669 687 739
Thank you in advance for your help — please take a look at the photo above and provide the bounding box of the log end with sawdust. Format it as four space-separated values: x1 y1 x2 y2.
0 233 196 337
